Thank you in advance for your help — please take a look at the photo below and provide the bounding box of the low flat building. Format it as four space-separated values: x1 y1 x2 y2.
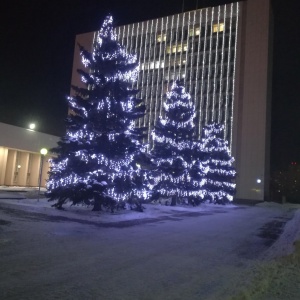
0 122 59 187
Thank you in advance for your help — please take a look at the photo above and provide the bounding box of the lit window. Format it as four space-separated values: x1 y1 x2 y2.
177 44 188 53
189 27 200 36
213 23 224 33
166 46 176 54
157 33 167 42
167 44 187 54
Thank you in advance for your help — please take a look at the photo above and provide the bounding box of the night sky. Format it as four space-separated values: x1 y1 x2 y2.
0 0 299 171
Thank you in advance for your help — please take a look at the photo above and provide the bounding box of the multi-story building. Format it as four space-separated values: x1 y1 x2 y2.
70 0 272 202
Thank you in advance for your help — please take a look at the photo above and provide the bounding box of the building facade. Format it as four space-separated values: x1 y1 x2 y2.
0 122 59 188
71 0 272 201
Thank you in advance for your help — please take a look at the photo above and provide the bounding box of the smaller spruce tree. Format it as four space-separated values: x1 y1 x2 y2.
150 80 206 205
201 123 236 204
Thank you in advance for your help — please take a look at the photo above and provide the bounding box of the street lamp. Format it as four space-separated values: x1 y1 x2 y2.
38 148 48 201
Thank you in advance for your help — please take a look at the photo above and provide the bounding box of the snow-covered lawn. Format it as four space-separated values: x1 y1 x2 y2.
0 197 300 300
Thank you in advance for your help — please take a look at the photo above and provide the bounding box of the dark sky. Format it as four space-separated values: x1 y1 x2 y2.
0 0 299 171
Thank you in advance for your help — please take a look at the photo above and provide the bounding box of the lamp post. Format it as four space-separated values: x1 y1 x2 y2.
38 148 48 201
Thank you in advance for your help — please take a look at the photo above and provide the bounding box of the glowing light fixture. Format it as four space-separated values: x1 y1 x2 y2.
40 148 48 156
29 123 36 130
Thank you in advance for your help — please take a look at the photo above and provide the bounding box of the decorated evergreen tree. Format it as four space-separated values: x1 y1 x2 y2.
201 123 236 204
150 81 206 205
47 15 148 210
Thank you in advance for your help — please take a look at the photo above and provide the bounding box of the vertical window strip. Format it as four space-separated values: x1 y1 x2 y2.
185 13 195 95
206 7 214 123
212 6 221 121
129 24 135 89
141 21 149 128
195 10 203 138
134 22 140 91
122 26 126 46
224 3 233 141
129 24 134 54
127 23 138 127
116 27 121 43
137 22 144 128
218 5 227 123
173 14 180 80
183 13 190 85
230 2 239 152
190 11 196 101
117 26 123 49
167 16 174 89
149 19 159 142
154 19 163 131
199 9 207 135
126 25 131 53
178 13 186 79
141 21 149 100
117 25 122 44
113 28 117 43
137 22 144 91
160 16 169 117
146 20 154 141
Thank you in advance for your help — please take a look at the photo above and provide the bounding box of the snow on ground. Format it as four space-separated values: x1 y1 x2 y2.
0 193 300 300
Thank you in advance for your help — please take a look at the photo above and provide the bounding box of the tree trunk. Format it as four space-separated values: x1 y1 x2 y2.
52 197 67 210
171 195 177 206
92 194 102 211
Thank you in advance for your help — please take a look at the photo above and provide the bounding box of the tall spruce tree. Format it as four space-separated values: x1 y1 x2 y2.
150 81 205 205
47 16 147 210
201 123 236 204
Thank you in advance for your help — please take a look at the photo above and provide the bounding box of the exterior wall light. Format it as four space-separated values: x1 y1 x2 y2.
29 123 36 130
